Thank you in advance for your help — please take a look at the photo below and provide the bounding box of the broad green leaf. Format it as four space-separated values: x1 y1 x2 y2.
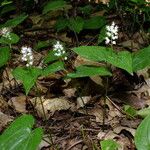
1 0 13 6
0 115 43 150
114 51 132 74
137 107 150 118
43 0 67 14
0 46 10 67
135 114 150 150
79 5 93 15
12 67 42 95
24 128 43 150
42 61 64 76
1 4 16 15
0 13 28 28
130 0 145 4
55 17 68 31
133 45 150 72
68 16 84 33
44 50 59 64
0 115 34 139
98 26 106 44
0 33 20 44
73 46 133 73
100 139 120 150
35 40 51 50
67 65 112 78
84 16 106 29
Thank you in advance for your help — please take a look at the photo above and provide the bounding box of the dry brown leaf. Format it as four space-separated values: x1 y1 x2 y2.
30 97 74 118
0 68 20 92
8 96 27 113
97 130 119 140
74 56 103 68
90 0 110 5
0 96 8 111
38 136 50 150
77 96 91 108
89 107 104 123
0 112 13 132
63 88 76 98
36 81 48 94
90 76 103 86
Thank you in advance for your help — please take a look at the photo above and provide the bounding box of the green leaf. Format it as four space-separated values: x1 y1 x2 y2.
0 115 43 150
25 128 43 150
135 114 150 150
1 0 13 6
44 50 59 64
84 16 106 29
79 5 93 15
42 61 64 76
137 107 150 118
0 13 28 28
67 65 112 78
68 16 84 33
133 45 150 72
73 46 133 73
12 67 42 95
43 0 67 14
123 105 137 117
55 17 68 31
0 33 20 44
100 139 120 150
98 26 106 44
0 46 10 68
1 4 16 15
35 40 51 50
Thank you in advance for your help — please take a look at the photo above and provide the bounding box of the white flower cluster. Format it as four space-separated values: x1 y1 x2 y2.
21 46 33 67
53 41 67 60
105 22 118 45
0 27 11 40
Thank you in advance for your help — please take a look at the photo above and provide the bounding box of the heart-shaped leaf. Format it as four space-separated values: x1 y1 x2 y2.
73 46 133 73
0 33 20 44
12 67 42 95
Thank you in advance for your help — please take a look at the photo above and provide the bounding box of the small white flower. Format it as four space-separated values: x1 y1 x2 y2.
105 22 119 45
112 41 116 45
21 46 33 67
0 27 11 40
53 41 67 60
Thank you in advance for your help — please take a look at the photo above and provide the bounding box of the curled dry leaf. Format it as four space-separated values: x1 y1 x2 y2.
8 96 27 113
113 126 136 137
97 130 119 140
30 97 74 118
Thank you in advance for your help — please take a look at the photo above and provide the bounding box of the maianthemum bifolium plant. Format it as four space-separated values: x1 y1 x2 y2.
0 0 150 149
